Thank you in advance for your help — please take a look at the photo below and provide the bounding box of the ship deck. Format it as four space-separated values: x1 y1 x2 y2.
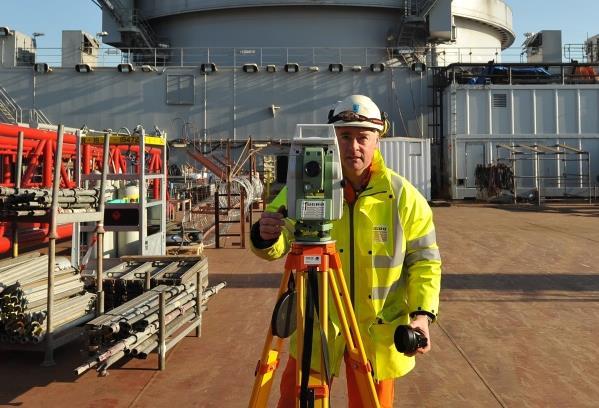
1 202 599 407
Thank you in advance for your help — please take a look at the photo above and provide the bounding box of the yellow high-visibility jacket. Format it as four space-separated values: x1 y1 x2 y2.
251 150 441 380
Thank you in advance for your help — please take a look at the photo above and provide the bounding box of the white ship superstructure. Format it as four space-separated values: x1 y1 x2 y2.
1 1 598 199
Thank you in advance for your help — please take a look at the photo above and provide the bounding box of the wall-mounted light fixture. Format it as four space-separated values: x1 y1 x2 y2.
284 63 299 73
117 63 135 73
351 65 362 72
265 64 277 73
32 32 44 48
0 27 13 37
33 63 52 74
270 105 281 117
329 63 343 73
242 63 259 73
169 139 188 148
140 65 156 72
308 66 319 72
370 63 385 73
75 63 93 73
200 63 217 73
411 62 426 73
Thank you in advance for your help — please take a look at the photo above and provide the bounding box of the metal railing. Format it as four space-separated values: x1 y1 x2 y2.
17 46 517 68
100 0 158 48
28 108 53 125
131 9 160 47
25 46 396 68
418 0 439 16
14 45 598 69
439 62 599 86
0 87 22 124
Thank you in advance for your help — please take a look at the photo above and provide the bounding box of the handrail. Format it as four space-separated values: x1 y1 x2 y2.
29 108 53 125
101 0 157 48
132 9 159 47
439 62 599 86
38 110 52 125
11 45 599 68
0 86 22 123
418 0 439 17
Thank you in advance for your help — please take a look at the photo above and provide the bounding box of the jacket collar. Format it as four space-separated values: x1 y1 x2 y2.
352 150 394 206
367 150 393 194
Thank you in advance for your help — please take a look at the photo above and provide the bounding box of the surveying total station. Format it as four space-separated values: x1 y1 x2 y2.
286 124 343 242
249 125 380 408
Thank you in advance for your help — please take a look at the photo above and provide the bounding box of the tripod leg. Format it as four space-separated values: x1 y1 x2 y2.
296 268 329 408
249 267 293 408
328 263 380 408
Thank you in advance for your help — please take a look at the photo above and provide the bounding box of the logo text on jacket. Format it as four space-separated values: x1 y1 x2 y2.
373 225 388 243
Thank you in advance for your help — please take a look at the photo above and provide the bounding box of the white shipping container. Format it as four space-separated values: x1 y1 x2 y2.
445 84 599 199
379 137 431 200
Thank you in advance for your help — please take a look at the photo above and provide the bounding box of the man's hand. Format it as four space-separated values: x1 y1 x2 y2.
406 315 431 356
258 206 286 241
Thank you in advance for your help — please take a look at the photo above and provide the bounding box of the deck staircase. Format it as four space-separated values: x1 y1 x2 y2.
391 0 440 63
99 0 159 49
98 0 171 66
0 86 52 125
0 87 22 124
418 0 440 18
186 144 228 182
29 108 53 126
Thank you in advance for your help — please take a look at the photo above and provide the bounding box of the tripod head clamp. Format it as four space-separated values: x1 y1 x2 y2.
286 125 343 242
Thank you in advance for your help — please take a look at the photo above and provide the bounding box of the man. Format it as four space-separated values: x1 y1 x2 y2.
251 95 441 407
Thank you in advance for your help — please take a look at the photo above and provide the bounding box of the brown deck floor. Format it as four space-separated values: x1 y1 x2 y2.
2 203 599 407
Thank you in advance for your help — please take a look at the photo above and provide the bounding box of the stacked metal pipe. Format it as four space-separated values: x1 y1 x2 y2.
101 257 209 311
0 254 95 343
0 187 103 216
76 282 225 375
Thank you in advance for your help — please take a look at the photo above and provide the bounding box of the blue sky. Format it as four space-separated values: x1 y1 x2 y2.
1 0 597 56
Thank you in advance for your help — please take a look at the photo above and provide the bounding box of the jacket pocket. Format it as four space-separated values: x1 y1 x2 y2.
367 315 414 380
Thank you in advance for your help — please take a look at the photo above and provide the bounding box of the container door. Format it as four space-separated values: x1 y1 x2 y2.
465 143 485 188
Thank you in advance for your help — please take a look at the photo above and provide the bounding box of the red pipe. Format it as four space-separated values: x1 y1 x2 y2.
83 144 91 175
3 155 11 185
120 155 127 174
21 140 46 188
148 152 156 173
43 140 53 187
0 125 160 154
0 123 77 144
111 149 122 174
0 224 73 254
0 136 76 153
60 161 75 188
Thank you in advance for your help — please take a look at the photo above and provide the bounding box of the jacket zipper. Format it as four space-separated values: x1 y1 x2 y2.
348 189 387 309
348 201 355 308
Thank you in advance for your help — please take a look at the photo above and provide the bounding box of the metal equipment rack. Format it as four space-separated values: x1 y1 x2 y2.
101 254 209 311
76 255 218 375
214 190 246 249
496 143 592 205
0 125 110 365
73 128 167 268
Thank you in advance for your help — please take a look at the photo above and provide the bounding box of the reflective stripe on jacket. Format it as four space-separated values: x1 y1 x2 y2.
251 149 441 380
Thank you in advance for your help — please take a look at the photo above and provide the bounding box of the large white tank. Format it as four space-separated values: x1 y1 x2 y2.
433 0 515 65
103 0 514 56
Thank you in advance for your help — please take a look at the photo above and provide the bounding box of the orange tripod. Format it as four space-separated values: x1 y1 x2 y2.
249 241 380 408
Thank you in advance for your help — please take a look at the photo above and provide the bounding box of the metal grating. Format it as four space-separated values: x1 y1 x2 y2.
492 93 507 108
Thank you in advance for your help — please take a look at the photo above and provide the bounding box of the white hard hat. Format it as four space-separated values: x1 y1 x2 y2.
328 95 385 131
